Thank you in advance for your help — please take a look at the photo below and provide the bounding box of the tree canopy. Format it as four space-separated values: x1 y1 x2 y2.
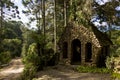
0 0 120 79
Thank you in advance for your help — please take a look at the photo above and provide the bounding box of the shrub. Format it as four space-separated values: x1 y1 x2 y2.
23 52 42 69
43 48 56 66
2 39 22 58
0 51 11 65
106 56 115 70
19 63 37 80
20 43 43 80
23 43 43 69
20 43 58 80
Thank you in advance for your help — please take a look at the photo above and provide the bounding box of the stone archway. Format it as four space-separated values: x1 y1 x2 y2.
62 42 68 58
85 43 92 62
71 39 81 65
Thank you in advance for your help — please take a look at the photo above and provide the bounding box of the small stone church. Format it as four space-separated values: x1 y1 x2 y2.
59 23 112 67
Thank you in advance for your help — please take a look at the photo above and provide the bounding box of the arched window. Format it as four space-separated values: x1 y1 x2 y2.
85 43 92 62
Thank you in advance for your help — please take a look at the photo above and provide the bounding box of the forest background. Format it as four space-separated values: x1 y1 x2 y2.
0 0 120 79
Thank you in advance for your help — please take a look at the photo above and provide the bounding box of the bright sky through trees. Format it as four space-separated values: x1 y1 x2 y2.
93 0 120 31
12 0 107 24
11 0 28 23
13 0 38 28
95 0 111 5
10 0 120 30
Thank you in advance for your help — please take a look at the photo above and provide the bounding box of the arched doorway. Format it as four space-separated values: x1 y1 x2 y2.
71 39 81 64
85 43 92 62
62 42 68 58
97 46 109 67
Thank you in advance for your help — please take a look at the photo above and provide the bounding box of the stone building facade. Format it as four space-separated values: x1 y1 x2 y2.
59 23 112 67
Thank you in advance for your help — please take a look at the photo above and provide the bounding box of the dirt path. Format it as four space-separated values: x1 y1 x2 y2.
0 59 112 80
0 58 24 80
35 65 112 80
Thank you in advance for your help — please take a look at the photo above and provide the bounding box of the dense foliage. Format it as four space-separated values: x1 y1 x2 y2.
0 0 120 80
0 20 23 65
20 43 40 80
111 30 120 56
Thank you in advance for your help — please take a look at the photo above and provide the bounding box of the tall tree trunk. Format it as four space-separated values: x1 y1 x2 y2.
42 0 45 37
42 0 45 55
36 12 41 56
42 0 46 66
0 3 3 49
54 0 57 53
64 0 67 27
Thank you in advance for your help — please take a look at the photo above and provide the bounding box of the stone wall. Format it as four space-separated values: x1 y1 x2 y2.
59 23 110 67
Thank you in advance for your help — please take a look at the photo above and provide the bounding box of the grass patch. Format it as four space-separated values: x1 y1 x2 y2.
76 66 112 73
112 73 120 79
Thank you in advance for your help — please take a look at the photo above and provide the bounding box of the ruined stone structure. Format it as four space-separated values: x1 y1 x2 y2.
59 23 112 67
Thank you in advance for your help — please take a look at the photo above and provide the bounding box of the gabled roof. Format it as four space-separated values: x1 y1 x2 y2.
58 22 113 47
91 24 113 46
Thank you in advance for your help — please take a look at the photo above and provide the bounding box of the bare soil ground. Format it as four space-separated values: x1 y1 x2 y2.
0 59 112 80
35 65 112 80
0 58 24 80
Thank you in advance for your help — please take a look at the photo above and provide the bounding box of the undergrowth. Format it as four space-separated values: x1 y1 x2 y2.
112 73 120 79
76 66 112 73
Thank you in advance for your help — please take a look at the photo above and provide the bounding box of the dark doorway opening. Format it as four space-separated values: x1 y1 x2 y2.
63 42 68 58
97 46 109 67
85 43 92 62
71 39 81 65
